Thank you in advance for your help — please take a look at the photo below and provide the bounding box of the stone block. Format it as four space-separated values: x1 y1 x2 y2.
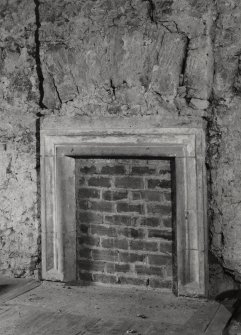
189 98 209 110
184 36 213 100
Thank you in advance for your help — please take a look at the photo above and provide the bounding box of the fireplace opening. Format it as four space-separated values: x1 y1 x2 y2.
75 157 176 291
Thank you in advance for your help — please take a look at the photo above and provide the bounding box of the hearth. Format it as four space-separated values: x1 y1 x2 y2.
40 116 207 297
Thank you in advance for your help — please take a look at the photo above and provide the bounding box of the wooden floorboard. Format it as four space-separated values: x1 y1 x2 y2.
205 304 232 335
0 280 234 335
0 277 40 304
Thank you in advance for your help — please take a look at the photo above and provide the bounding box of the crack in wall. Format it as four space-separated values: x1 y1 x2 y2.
180 36 190 84
34 0 46 110
51 74 62 107
146 0 156 23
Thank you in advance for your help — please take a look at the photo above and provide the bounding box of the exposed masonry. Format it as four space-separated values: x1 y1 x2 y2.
76 159 173 289
38 0 214 115
1 0 241 297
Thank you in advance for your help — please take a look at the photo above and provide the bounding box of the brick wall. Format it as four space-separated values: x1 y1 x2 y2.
75 158 174 289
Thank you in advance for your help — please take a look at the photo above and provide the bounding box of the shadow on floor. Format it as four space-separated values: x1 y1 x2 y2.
0 285 11 294
216 290 241 335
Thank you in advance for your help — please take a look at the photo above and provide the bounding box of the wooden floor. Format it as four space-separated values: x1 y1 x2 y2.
0 278 234 335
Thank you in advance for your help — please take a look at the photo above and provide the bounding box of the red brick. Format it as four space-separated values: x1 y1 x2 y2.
131 191 142 200
90 225 117 237
163 217 172 228
79 224 89 234
146 203 171 215
119 227 145 239
101 238 128 250
104 215 131 226
135 265 166 277
77 247 92 259
92 273 117 284
119 252 146 263
106 263 130 273
77 236 100 247
79 165 97 174
77 211 103 224
92 248 118 261
148 254 172 266
79 199 114 212
88 177 111 188
140 217 160 227
78 188 100 199
117 276 147 286
164 192 172 201
166 264 173 277
147 179 171 189
149 278 172 289
129 240 158 252
131 190 162 202
101 165 126 174
115 177 144 189
78 271 93 282
88 200 114 213
159 241 173 253
148 229 173 241
145 191 163 202
78 259 105 272
78 199 90 210
158 169 171 176
102 190 128 201
77 177 85 186
131 166 156 175
117 202 144 214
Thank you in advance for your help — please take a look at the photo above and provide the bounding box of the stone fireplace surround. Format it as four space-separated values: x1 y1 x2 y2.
40 116 207 297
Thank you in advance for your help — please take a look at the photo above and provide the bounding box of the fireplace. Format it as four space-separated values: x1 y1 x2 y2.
75 157 174 290
40 116 207 297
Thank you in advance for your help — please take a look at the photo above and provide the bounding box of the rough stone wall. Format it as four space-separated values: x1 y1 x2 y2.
208 0 241 296
0 0 40 277
1 0 241 297
38 0 214 121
